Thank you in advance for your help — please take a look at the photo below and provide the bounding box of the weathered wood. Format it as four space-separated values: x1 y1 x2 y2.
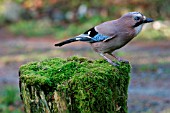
19 56 131 113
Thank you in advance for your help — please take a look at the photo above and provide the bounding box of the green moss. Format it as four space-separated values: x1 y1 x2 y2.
19 56 131 113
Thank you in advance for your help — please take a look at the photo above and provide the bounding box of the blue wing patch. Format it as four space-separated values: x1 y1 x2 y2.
91 33 109 42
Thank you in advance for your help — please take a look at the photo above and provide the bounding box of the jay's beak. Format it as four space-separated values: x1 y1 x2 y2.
143 16 154 23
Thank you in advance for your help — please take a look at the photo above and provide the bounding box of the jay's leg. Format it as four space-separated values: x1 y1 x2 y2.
99 53 118 66
108 53 129 63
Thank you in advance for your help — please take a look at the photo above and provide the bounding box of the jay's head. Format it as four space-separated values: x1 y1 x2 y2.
120 12 153 27
119 12 154 35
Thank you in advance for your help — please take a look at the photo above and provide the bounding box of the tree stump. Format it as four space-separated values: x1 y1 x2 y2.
19 56 131 113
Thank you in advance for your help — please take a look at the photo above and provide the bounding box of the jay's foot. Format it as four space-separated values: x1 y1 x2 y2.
117 57 129 64
108 53 129 64
100 53 119 67
109 61 119 67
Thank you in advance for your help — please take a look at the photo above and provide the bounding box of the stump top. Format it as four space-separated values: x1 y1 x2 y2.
20 56 130 87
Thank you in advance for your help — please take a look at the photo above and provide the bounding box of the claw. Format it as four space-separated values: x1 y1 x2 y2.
117 58 129 64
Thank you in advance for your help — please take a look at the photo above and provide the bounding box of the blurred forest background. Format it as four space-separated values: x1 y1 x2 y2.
0 0 170 113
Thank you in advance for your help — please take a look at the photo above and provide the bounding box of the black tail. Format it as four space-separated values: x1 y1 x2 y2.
54 38 77 47
54 36 92 47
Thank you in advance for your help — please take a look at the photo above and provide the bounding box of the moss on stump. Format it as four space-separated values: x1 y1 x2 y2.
19 56 131 113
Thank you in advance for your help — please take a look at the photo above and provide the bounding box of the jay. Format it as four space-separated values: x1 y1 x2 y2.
55 12 154 66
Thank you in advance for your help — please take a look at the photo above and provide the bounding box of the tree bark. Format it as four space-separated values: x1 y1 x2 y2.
19 56 131 113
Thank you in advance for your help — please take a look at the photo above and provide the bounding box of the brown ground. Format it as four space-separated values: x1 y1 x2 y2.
0 28 170 113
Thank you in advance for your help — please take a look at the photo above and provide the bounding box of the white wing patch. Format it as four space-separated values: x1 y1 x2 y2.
88 31 91 35
75 37 82 40
76 34 91 40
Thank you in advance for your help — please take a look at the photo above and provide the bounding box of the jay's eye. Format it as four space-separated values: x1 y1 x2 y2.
134 16 140 21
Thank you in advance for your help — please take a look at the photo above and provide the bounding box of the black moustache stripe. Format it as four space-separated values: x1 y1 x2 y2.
133 21 143 27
